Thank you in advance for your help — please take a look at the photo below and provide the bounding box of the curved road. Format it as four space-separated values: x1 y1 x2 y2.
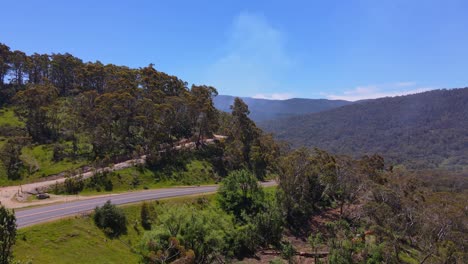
15 181 276 228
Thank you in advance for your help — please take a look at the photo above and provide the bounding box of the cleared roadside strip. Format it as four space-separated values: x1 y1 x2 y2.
16 181 276 228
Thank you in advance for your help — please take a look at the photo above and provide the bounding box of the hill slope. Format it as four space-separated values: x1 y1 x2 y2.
214 95 351 122
261 88 468 170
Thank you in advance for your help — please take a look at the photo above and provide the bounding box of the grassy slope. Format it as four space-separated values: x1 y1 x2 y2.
0 108 23 127
14 193 219 264
77 159 216 195
21 144 87 178
15 217 140 264
0 108 23 184
0 107 90 185
14 187 277 263
0 144 88 186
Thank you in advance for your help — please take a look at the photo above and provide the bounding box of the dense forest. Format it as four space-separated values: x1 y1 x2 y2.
261 88 468 171
0 43 466 263
214 95 351 122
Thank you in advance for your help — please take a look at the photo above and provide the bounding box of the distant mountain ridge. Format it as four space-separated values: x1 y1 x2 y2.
214 95 351 122
260 88 468 170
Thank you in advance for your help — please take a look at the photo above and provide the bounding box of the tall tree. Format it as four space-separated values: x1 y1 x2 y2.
26 53 50 84
78 61 106 93
227 98 260 168
91 90 141 157
0 43 11 88
277 148 325 231
333 155 364 215
0 138 25 180
140 64 188 98
0 205 16 264
49 53 83 96
14 83 59 142
189 85 219 146
103 64 138 93
8 50 28 88
249 133 280 180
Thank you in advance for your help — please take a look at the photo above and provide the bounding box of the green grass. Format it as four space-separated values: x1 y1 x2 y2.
0 106 93 185
0 142 89 186
14 193 217 264
78 160 217 195
79 167 176 195
15 211 141 264
21 144 87 178
164 159 218 185
0 107 24 184
0 107 23 127
2 144 89 187
263 185 277 193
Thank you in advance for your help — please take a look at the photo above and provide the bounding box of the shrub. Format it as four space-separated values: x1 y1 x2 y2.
328 240 354 264
218 169 265 222
250 198 283 248
280 241 296 263
64 175 84 194
140 205 234 263
93 201 127 237
87 171 113 192
140 202 152 230
52 143 66 162
365 243 384 264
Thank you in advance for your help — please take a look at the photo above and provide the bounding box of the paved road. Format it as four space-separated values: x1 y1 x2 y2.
15 181 276 228
2 137 227 208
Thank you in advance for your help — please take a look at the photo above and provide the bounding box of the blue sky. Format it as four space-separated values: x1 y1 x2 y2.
2 0 468 100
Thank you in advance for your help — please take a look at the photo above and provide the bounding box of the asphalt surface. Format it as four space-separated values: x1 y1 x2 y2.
15 181 276 228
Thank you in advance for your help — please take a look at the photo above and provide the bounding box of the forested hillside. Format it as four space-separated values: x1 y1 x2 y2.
214 95 351 121
261 88 468 170
0 43 278 184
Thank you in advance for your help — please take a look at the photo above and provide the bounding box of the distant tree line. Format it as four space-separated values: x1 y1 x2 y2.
261 88 468 171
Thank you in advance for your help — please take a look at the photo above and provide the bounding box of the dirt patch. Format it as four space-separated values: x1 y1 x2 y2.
238 207 345 263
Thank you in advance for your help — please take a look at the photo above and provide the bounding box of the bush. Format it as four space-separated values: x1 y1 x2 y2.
218 169 265 222
93 201 127 237
140 202 152 230
280 241 296 263
249 197 283 248
87 171 113 192
140 235 194 264
52 143 66 162
140 205 234 263
366 243 384 264
64 175 84 194
231 224 258 257
328 240 354 264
